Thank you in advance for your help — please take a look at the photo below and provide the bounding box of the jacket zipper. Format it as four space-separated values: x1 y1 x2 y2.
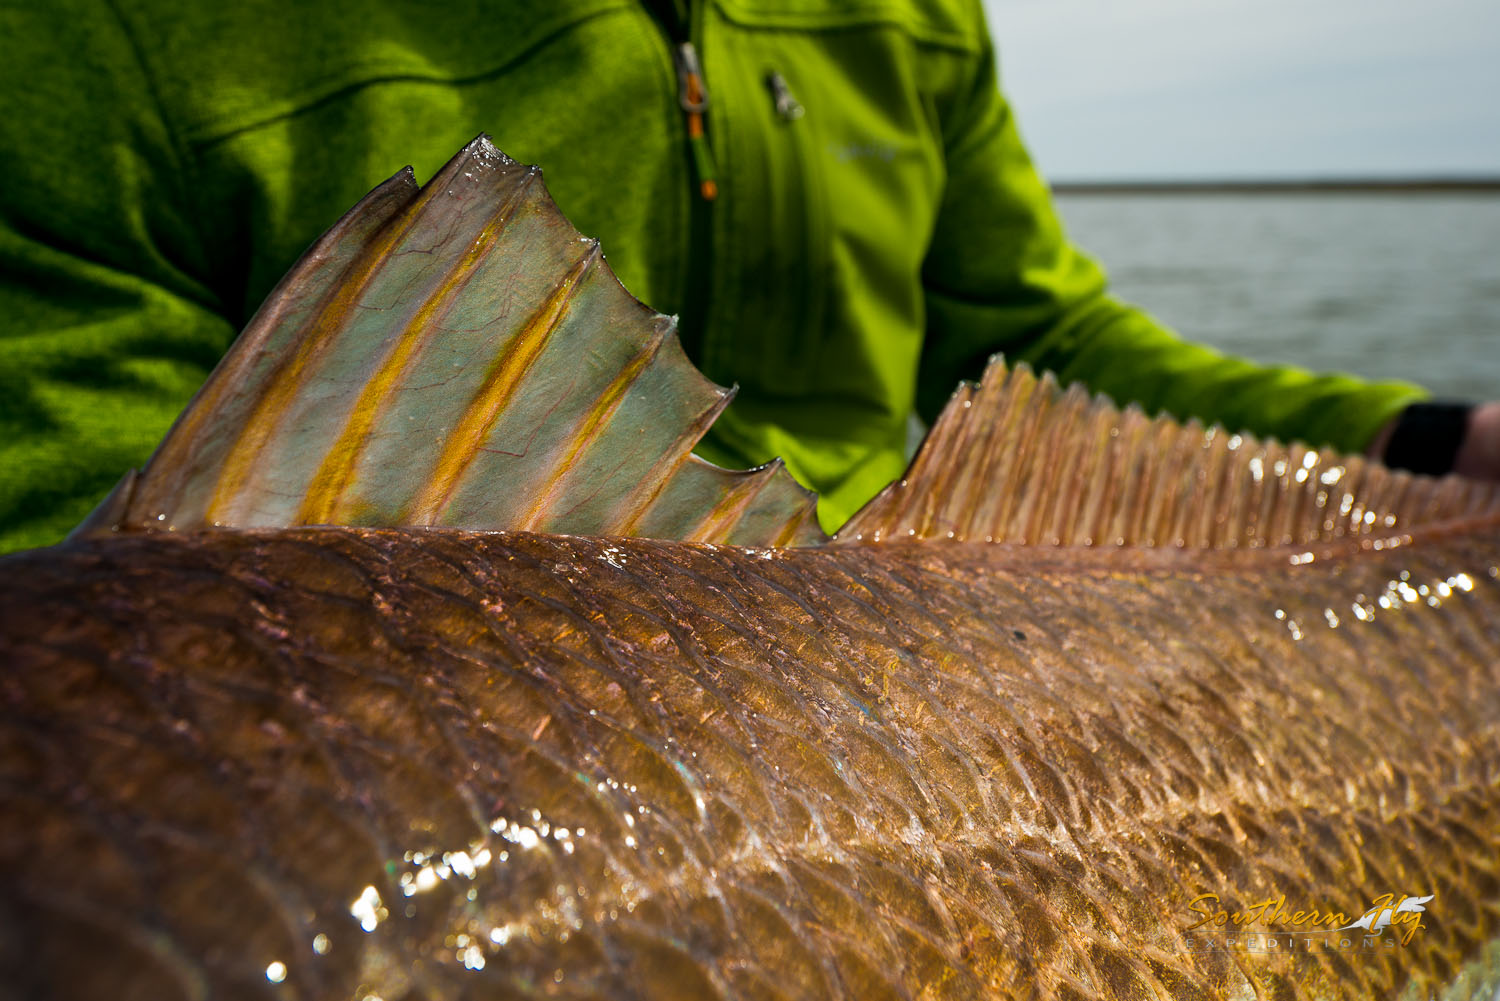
642 0 717 368
674 42 719 200
645 0 719 203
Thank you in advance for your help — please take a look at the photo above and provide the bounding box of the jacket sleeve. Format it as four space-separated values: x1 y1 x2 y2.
916 20 1428 451
0 2 237 553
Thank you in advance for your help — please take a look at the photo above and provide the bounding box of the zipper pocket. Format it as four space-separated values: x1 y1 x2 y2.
766 71 804 122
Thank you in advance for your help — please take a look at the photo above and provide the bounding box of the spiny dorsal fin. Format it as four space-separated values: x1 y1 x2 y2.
838 357 1500 547
76 137 824 548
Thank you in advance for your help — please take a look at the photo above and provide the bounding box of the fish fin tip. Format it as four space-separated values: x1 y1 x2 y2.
674 454 829 548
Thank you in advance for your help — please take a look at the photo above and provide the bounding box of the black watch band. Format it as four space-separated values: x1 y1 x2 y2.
1381 402 1472 476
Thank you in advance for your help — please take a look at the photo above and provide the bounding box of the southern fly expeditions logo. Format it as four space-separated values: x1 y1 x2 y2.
1182 891 1435 954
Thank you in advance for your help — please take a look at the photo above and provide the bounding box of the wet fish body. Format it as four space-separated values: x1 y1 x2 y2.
4 136 1500 999
5 523 1500 999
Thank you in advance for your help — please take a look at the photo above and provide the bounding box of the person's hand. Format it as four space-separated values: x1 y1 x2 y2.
1367 401 1500 481
1454 401 1500 481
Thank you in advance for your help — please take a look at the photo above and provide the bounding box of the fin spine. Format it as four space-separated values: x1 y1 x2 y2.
515 313 671 531
613 385 738 537
771 496 822 548
685 463 779 544
297 171 538 525
404 243 599 524
124 168 420 525
206 159 466 522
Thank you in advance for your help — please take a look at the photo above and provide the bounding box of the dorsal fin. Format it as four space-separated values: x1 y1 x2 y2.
74 136 824 548
838 357 1500 547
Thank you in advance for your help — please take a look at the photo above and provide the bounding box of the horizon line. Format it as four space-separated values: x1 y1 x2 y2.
1052 176 1500 194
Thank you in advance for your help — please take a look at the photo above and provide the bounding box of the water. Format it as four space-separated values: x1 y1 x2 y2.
1052 193 1500 401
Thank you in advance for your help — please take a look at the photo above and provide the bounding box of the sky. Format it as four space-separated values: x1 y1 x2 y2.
981 0 1500 181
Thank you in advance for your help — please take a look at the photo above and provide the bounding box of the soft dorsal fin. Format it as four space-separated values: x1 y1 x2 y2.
75 137 823 548
838 357 1500 547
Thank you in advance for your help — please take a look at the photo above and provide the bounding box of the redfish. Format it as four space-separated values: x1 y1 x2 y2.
3 137 1498 1001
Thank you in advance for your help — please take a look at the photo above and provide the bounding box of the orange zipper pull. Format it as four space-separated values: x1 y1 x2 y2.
674 42 719 201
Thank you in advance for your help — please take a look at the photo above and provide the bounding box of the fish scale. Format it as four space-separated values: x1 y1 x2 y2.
4 526 1499 999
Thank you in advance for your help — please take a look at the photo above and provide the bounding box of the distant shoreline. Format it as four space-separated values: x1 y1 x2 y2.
1052 178 1500 195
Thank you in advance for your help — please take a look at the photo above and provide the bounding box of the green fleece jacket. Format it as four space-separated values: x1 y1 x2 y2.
0 0 1426 550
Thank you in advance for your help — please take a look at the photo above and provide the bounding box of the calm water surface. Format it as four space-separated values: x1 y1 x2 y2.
1053 193 1500 401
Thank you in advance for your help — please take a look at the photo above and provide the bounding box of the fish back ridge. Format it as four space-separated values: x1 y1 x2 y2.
839 358 1500 547
72 136 824 548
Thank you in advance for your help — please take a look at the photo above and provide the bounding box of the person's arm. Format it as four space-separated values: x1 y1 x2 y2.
0 2 236 553
918 14 1430 461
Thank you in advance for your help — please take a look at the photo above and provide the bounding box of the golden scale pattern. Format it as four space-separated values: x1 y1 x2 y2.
3 522 1499 1000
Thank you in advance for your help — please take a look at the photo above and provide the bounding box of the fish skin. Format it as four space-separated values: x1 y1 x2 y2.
3 523 1499 999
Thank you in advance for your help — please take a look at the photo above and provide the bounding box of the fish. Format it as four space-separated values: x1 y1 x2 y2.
2 136 1499 1001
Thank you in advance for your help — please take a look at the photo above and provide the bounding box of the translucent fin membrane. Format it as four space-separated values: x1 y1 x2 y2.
839 357 1500 547
75 137 823 548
